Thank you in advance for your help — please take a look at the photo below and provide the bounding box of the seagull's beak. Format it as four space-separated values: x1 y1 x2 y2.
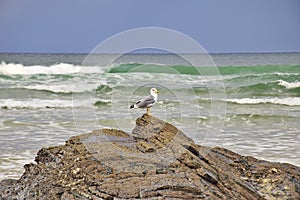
156 89 159 93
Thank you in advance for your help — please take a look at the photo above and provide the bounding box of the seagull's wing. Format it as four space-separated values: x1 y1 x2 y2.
136 95 155 108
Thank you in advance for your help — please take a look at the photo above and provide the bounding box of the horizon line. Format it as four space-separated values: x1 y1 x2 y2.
0 51 300 55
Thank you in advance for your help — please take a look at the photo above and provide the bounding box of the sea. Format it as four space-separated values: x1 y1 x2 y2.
0 52 300 180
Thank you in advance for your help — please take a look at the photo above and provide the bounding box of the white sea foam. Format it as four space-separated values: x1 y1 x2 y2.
0 62 104 75
0 99 92 109
277 80 300 89
227 97 300 106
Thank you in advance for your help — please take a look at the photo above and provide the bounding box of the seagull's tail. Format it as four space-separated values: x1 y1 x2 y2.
130 104 137 109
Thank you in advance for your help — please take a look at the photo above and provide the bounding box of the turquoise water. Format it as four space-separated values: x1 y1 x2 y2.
0 53 299 180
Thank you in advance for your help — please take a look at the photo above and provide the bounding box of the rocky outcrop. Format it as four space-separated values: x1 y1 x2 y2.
1 114 300 199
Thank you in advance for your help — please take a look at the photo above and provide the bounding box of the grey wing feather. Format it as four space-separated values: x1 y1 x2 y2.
136 95 155 108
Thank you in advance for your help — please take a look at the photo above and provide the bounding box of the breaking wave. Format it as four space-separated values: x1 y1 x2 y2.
0 62 104 75
226 97 300 106
277 80 300 89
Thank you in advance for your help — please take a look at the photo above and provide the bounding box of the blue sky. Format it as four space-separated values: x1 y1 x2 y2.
0 0 299 53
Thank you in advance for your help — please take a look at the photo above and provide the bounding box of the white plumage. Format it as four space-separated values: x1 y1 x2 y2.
130 88 159 115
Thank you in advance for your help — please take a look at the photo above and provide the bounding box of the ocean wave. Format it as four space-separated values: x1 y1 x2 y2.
94 99 111 106
108 63 200 75
14 84 114 95
1 61 299 76
226 113 295 121
225 73 299 83
108 63 300 77
21 84 97 94
277 80 300 89
0 98 113 109
0 62 104 75
218 65 300 75
0 99 90 109
231 80 300 96
226 97 300 106
0 99 72 109
0 74 17 80
96 85 113 93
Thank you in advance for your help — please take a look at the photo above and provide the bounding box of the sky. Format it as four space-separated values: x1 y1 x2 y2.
0 0 299 53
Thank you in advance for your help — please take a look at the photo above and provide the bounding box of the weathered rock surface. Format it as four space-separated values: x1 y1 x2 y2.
1 114 300 199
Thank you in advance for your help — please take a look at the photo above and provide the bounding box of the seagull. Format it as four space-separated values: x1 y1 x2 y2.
130 88 159 115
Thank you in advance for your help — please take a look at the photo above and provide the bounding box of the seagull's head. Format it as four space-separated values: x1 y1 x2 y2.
150 88 159 96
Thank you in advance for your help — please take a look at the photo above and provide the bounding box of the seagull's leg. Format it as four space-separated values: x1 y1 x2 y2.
147 107 151 115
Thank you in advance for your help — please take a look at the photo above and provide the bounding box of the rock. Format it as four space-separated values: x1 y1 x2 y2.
1 114 300 199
